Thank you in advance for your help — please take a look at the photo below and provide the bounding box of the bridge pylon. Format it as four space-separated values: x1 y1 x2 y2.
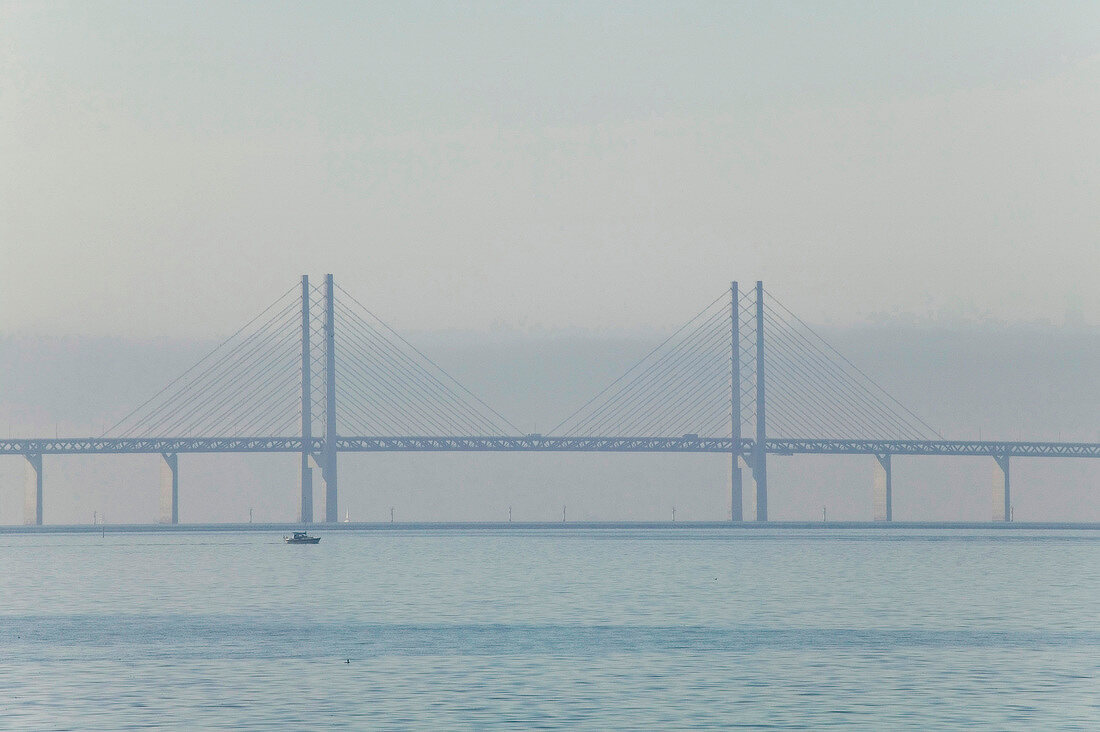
299 275 314 523
730 281 743 521
752 281 768 521
322 273 339 523
734 280 769 521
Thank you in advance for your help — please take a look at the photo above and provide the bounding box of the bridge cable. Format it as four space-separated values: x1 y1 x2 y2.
335 283 522 435
105 284 298 436
547 290 728 436
765 290 942 439
334 303 504 435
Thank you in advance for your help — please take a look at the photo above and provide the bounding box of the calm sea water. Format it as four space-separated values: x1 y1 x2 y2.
1 528 1097 730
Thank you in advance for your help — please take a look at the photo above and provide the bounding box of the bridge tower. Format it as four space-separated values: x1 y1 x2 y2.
730 281 743 521
753 280 768 521
299 275 314 523
322 273 339 522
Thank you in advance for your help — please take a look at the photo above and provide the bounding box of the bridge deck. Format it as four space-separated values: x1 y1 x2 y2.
1 436 1098 458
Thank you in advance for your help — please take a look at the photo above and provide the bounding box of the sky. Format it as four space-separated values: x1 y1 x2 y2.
2 1 1099 337
0 2 1097 524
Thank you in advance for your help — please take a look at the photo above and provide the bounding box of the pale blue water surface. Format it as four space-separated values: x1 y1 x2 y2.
1 528 1098 730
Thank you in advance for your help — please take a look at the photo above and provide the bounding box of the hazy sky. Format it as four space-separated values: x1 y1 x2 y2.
2 1 1099 338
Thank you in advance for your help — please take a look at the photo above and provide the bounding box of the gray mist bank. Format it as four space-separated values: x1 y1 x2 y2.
0 325 1097 525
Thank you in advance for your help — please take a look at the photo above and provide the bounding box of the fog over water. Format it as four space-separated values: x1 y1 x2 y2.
1 324 1096 525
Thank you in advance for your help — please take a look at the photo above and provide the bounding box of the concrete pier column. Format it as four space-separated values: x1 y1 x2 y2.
321 450 337 523
873 453 892 522
731 454 758 521
300 457 313 523
730 455 743 521
992 455 1010 522
23 453 42 526
159 452 178 524
743 456 758 521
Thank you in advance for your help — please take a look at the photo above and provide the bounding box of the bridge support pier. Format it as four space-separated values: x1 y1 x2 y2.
159 452 178 524
731 455 743 521
992 455 1010 522
742 457 759 521
752 456 767 521
23 453 42 526
321 455 337 523
300 457 313 523
873 454 892 521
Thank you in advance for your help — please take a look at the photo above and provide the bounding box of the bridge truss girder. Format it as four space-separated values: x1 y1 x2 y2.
2 436 1098 458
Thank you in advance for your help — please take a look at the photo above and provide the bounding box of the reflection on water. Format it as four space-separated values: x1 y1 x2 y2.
1 529 1097 729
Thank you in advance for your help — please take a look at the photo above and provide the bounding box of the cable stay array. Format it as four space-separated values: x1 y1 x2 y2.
549 292 735 439
105 275 935 444
550 284 939 442
737 289 758 440
106 285 304 439
332 283 521 437
757 289 940 441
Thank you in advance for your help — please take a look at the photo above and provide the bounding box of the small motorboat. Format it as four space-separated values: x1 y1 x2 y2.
284 531 321 544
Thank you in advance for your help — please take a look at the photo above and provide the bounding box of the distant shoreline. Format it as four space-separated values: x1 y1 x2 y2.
2 521 1100 534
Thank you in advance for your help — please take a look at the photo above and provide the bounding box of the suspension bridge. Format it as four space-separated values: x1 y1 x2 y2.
3 275 1097 525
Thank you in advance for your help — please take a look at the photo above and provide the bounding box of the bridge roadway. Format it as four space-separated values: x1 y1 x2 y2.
2 435 1098 458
